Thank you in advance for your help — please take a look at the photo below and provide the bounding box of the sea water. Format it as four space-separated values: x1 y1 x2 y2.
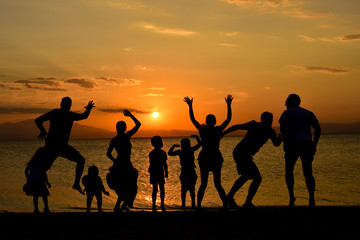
0 134 359 212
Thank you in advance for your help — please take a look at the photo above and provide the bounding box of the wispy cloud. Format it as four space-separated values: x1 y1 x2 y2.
10 77 67 91
282 8 327 19
0 107 51 114
222 0 327 19
98 107 151 114
65 78 98 89
217 43 239 47
138 93 164 97
288 65 347 74
141 23 197 36
95 77 141 86
299 34 360 43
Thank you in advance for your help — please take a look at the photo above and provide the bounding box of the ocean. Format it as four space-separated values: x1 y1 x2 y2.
0 134 359 212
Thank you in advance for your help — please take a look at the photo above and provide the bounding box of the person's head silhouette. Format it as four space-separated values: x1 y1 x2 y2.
180 138 191 150
88 165 99 176
60 97 72 111
205 114 216 127
151 136 163 149
116 121 127 134
285 94 301 108
260 112 273 127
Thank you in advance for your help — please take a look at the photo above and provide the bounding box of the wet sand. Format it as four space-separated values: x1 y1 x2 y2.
1 206 359 239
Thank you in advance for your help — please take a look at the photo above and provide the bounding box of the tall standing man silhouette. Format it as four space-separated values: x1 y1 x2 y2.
279 94 321 207
35 97 95 194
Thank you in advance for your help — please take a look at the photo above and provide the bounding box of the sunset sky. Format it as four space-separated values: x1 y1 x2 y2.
1 0 359 133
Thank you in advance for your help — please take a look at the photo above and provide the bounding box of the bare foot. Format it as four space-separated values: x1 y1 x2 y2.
73 184 85 195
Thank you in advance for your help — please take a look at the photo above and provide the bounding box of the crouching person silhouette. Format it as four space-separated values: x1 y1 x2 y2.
222 112 282 208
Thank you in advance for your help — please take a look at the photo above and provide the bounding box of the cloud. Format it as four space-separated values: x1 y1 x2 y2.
65 78 98 89
135 65 155 71
341 34 360 42
95 77 141 86
138 93 164 97
288 65 347 74
222 0 327 18
224 32 239 37
299 34 360 43
10 77 66 91
148 87 166 91
283 8 327 18
98 108 151 114
141 23 197 36
217 43 238 47
0 107 51 114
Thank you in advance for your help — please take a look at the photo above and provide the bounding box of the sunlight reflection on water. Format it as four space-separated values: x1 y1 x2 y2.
1 134 360 212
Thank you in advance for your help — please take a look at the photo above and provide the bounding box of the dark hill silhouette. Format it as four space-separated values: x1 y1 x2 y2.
0 119 360 141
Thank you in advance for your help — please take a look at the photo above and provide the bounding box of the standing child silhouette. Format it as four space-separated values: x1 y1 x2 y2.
82 165 110 213
168 135 201 209
184 95 233 209
24 147 51 213
148 136 168 212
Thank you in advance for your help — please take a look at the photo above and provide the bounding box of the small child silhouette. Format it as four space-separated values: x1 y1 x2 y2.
24 147 51 214
168 135 201 209
148 136 168 212
82 165 110 213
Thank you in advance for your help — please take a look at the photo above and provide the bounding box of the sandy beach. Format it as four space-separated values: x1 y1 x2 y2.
1 206 359 239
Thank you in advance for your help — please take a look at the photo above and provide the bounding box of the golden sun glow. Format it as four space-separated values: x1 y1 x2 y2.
152 112 159 118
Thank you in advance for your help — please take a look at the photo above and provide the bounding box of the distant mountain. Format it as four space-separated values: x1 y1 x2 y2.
0 119 360 141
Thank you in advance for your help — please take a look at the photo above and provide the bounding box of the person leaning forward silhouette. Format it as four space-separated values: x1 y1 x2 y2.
35 97 95 194
279 94 321 207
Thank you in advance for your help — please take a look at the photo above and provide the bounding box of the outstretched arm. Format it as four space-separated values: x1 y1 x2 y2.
222 124 246 137
124 109 141 137
219 95 233 131
184 97 201 129
270 130 282 147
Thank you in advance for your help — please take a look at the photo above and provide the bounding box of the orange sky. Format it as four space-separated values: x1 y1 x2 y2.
0 0 360 133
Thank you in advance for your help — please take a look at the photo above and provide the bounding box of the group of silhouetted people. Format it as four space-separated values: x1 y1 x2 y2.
24 93 321 213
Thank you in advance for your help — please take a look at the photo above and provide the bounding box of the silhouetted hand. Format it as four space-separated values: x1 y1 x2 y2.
85 100 95 110
37 131 47 140
123 109 133 117
184 96 193 106
173 144 180 148
225 95 234 105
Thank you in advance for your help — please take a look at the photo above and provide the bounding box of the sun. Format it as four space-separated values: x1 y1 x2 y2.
152 112 159 118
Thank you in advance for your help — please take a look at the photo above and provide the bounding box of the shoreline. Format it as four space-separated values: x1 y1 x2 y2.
1 206 359 239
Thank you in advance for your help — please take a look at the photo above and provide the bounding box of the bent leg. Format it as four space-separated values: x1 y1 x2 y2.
244 163 262 207
60 145 85 194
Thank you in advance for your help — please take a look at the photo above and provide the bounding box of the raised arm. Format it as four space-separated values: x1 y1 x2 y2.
219 95 233 131
168 144 180 156
75 100 95 121
222 124 247 136
124 109 141 137
184 97 201 129
191 135 202 151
